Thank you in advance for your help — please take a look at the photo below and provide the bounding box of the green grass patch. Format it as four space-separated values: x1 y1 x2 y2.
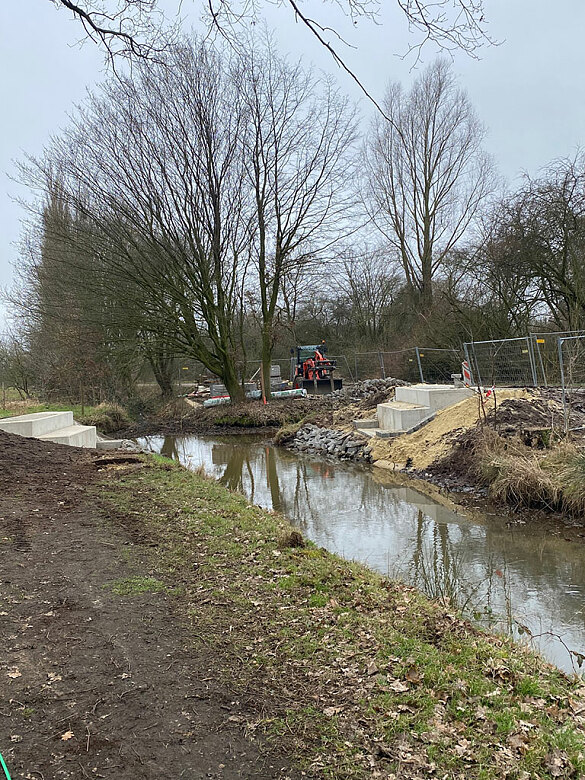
106 576 166 596
94 454 585 779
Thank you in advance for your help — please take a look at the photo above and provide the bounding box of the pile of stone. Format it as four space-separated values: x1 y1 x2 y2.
286 423 373 463
330 377 409 403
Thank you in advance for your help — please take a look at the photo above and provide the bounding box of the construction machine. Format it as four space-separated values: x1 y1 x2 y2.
292 342 342 395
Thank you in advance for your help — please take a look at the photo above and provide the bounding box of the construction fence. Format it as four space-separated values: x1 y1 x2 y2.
351 348 462 384
336 332 585 432
558 335 585 432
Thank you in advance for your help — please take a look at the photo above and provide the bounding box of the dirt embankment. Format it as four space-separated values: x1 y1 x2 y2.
116 396 333 438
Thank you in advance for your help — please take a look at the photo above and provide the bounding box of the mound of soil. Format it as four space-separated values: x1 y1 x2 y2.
425 390 585 495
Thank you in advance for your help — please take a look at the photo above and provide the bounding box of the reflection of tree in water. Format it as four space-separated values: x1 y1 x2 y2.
264 446 281 511
215 444 256 500
288 457 339 542
406 509 514 631
160 436 181 461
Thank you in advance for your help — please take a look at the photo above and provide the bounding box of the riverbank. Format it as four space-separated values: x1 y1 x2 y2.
278 387 585 532
2 428 584 778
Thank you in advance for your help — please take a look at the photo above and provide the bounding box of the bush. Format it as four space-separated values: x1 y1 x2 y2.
78 402 131 434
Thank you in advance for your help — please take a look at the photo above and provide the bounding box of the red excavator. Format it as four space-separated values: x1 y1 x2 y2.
292 342 343 395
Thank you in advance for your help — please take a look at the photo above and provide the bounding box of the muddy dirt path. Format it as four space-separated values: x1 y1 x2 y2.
0 431 295 779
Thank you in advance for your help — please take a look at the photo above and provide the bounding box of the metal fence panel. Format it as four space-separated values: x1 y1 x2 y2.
416 348 462 384
465 337 537 387
379 349 421 383
354 351 386 381
559 335 585 431
531 331 585 387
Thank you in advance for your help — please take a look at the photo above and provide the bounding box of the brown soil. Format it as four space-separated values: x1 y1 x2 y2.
0 431 297 779
117 397 332 438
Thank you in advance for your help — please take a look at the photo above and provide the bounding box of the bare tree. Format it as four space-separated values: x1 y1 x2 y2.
494 155 585 331
335 246 402 344
238 42 358 396
20 41 251 399
363 58 495 310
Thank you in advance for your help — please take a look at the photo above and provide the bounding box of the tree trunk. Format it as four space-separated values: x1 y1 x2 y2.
261 321 273 401
147 353 174 400
222 359 244 402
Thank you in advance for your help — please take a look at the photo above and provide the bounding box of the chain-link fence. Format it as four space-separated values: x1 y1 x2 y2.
352 348 461 384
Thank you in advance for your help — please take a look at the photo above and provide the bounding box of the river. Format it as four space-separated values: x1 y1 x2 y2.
139 433 585 674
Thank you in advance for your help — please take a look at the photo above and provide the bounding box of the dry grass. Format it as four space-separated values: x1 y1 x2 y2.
477 430 585 516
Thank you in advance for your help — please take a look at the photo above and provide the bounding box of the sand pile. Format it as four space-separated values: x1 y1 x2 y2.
371 389 530 470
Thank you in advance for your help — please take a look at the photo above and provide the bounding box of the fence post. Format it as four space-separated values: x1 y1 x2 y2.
558 337 569 433
378 352 386 379
472 343 483 387
415 347 424 383
526 336 538 388
531 335 548 388
463 343 474 386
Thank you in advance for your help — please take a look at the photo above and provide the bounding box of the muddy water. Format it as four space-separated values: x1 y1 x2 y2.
140 433 585 674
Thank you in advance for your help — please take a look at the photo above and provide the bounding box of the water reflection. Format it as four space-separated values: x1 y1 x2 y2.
140 433 585 674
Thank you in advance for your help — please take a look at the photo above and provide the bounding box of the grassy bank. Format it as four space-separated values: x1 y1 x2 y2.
96 455 585 779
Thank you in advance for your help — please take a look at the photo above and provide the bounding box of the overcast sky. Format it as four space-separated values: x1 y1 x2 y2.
2 0 585 330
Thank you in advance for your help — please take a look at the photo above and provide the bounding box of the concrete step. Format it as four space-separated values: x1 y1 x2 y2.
355 428 378 438
377 400 432 433
372 412 436 438
352 418 379 430
37 424 97 448
0 411 74 438
395 384 473 412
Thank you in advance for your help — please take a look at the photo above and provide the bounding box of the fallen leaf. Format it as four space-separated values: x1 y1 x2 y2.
7 668 22 679
387 679 409 693
323 706 343 717
405 665 421 684
61 730 75 741
508 733 529 753
10 735 22 743
366 660 378 676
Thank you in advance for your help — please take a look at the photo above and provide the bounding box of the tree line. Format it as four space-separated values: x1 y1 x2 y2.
3 38 585 402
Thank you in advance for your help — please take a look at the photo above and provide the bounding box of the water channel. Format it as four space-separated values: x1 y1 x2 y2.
140 433 585 674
